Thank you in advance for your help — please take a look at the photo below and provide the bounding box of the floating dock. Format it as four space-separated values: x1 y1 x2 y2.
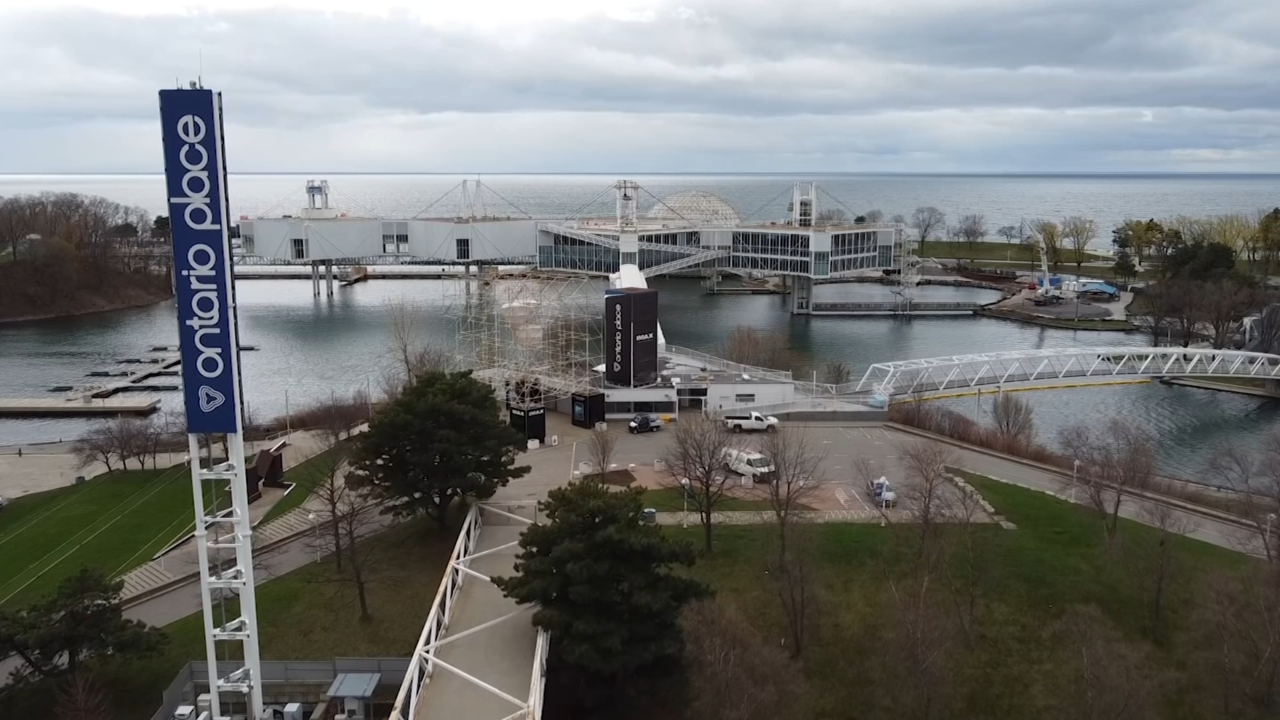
0 397 161 417
810 301 983 316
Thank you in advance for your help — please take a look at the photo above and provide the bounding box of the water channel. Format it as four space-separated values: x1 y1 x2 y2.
1 278 1276 482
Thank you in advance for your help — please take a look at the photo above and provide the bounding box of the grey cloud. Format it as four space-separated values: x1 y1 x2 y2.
0 1 1276 171
1 0 1277 126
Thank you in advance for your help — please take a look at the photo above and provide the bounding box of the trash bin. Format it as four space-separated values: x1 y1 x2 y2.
642 508 657 524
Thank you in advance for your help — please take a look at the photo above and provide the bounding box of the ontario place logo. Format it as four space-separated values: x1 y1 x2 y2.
613 302 624 372
172 112 227 406
198 386 225 412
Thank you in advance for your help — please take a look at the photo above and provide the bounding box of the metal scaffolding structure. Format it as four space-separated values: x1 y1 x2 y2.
453 270 602 400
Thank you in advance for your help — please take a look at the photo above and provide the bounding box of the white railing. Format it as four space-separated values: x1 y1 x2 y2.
391 501 548 720
662 344 794 383
389 503 485 719
502 628 550 720
856 347 1280 397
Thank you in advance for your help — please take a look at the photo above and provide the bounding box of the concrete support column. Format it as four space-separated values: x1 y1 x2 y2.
325 260 334 297
311 262 320 297
1267 378 1280 396
790 275 813 315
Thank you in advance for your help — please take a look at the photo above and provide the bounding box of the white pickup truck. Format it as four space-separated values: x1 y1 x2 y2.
722 411 779 433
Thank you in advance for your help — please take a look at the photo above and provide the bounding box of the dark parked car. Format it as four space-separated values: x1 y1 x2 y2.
628 414 662 434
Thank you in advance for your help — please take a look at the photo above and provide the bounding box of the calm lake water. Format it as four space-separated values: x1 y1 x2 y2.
1 277 1276 483
1 173 1278 481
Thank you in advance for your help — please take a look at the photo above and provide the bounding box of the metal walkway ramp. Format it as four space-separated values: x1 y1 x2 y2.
390 503 548 720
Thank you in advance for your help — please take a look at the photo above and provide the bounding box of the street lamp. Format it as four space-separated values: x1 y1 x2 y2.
680 478 691 529
1266 513 1277 555
307 512 320 563
1071 459 1081 503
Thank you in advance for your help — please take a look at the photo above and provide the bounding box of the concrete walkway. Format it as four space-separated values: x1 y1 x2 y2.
0 426 340 499
114 428 350 603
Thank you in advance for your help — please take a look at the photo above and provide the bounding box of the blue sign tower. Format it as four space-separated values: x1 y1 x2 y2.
159 86 264 720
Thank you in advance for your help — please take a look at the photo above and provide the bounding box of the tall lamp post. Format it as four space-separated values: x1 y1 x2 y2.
308 512 320 563
1071 459 1081 503
681 477 691 529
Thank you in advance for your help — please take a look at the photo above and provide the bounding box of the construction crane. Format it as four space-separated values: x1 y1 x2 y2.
1029 227 1063 306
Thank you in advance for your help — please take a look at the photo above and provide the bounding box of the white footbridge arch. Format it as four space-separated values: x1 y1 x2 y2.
853 347 1280 400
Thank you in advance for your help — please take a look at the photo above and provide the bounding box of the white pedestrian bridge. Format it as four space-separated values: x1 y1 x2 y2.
853 347 1280 399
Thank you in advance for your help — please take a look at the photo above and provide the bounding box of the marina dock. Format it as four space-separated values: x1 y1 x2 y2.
0 397 161 417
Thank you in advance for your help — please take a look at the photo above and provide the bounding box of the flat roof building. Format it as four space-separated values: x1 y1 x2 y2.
237 179 904 314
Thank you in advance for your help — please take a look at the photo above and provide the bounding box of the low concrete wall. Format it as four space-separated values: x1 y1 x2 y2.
778 409 888 422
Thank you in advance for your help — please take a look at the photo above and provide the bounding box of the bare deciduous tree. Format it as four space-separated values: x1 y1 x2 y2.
310 452 350 573
313 486 386 621
864 209 884 224
661 412 737 553
941 475 987 643
899 440 954 545
1061 215 1098 273
815 208 849 225
718 325 794 371
757 427 824 562
822 360 852 386
996 225 1020 244
957 213 986 247
586 426 618 480
1138 502 1196 644
383 296 455 396
1059 420 1156 542
71 426 116 473
769 524 818 659
1205 434 1280 561
1201 561 1280 714
680 598 805 720
989 392 1035 453
1046 606 1160 720
911 206 946 244
1200 279 1256 349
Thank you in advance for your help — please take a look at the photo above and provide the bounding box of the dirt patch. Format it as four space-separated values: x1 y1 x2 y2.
585 469 637 486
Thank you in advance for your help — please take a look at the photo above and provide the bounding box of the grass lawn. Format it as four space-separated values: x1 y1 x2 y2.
640 486 780 512
919 240 1108 264
0 467 226 608
8 513 462 720
259 444 350 524
662 474 1252 719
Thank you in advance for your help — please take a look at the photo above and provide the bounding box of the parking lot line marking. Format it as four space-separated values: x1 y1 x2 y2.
850 484 871 511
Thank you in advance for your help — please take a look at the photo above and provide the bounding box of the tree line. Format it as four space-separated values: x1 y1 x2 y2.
0 192 173 319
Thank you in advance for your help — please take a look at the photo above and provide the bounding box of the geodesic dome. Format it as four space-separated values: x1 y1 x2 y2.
647 190 741 227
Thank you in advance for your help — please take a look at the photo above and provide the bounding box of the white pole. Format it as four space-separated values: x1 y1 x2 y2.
285 389 291 435
188 436 223 720
1071 459 1080 503
309 512 320 563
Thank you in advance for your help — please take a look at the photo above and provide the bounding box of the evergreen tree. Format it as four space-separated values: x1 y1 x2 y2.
0 569 166 686
348 370 529 530
496 482 709 710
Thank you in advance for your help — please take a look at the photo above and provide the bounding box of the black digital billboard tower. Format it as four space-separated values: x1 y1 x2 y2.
605 287 659 387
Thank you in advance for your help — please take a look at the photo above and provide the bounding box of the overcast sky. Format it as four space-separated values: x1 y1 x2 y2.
0 0 1277 173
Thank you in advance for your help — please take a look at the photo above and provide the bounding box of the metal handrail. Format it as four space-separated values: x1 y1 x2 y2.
389 503 484 719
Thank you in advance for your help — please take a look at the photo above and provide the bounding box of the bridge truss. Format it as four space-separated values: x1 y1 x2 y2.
855 347 1280 398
